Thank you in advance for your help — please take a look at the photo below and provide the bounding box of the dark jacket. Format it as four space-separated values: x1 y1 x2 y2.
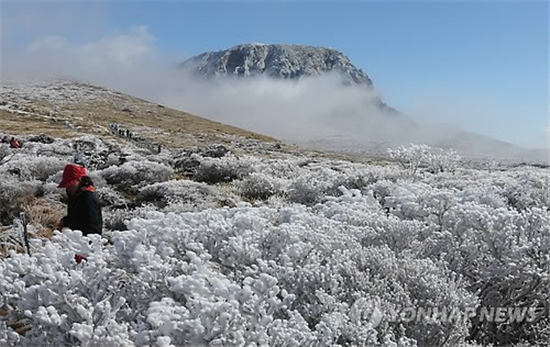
64 187 102 236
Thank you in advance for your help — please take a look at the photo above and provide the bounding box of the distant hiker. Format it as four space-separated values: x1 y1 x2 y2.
1 136 8 144
9 137 21 149
58 164 102 236
157 144 162 154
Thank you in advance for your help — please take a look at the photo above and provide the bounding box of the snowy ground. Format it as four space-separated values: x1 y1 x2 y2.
0 129 548 346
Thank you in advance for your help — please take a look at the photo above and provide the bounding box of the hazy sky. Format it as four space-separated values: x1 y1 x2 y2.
1 0 548 148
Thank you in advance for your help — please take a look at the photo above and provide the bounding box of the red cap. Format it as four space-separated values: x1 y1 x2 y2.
58 164 86 188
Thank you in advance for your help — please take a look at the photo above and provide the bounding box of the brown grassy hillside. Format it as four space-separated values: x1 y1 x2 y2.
0 81 275 148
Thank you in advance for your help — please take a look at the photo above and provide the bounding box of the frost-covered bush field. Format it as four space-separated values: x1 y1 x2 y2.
0 134 549 346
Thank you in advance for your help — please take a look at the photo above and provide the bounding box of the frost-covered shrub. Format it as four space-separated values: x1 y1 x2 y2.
388 144 431 176
436 205 550 345
287 175 326 205
384 181 433 220
0 156 65 181
371 179 394 206
40 182 64 202
173 155 201 176
102 208 132 231
27 134 55 144
457 186 507 209
30 157 66 181
142 151 175 168
202 144 229 158
297 165 373 198
100 160 174 188
87 171 108 188
388 144 461 176
102 204 158 231
96 186 127 207
250 157 301 179
501 171 550 210
193 155 252 184
30 140 74 157
0 146 13 165
0 231 135 346
137 179 226 210
426 148 461 174
326 174 369 197
237 173 282 200
0 178 42 224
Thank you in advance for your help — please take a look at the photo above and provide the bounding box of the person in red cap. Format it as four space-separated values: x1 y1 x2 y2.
58 164 102 236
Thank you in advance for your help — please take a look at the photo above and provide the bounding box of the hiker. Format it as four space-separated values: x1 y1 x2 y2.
157 144 162 154
58 164 102 236
1 136 9 144
9 137 21 149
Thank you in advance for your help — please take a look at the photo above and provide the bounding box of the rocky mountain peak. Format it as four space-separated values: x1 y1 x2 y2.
181 43 373 85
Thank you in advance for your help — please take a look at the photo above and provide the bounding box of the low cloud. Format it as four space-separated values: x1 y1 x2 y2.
3 26 155 81
157 73 391 141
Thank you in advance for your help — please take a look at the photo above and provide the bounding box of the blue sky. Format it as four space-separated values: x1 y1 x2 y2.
2 1 548 148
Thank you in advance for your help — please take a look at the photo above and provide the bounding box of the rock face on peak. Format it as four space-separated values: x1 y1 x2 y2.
181 43 373 85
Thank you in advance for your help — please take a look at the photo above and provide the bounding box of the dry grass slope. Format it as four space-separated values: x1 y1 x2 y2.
1 89 275 149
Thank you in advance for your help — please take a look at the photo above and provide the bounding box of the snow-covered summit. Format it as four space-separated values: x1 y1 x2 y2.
181 43 373 85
